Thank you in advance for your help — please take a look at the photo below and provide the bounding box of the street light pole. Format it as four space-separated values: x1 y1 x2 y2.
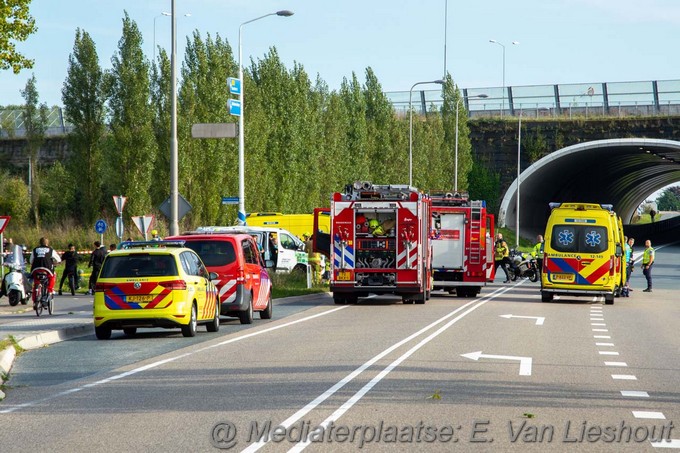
170 0 178 235
454 93 487 191
489 40 518 118
516 108 522 248
238 10 293 225
409 80 444 187
443 0 448 78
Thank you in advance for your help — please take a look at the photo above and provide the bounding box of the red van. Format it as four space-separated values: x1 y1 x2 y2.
166 233 272 324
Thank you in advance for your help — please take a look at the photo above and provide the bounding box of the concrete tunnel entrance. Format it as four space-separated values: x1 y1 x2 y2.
498 138 680 240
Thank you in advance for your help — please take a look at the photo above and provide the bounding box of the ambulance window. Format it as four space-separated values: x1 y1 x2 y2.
551 225 608 253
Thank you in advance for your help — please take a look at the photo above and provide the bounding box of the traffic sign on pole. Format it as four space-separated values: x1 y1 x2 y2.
227 77 241 95
115 217 124 240
0 216 10 234
227 99 241 116
221 196 239 205
131 215 155 240
95 219 107 234
113 195 127 216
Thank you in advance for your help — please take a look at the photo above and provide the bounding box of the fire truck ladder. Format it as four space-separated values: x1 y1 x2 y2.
468 201 483 264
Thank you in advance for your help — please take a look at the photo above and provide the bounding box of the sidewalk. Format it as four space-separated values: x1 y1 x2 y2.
0 300 93 399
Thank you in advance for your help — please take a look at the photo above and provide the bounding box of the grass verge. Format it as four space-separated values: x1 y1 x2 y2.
271 272 328 299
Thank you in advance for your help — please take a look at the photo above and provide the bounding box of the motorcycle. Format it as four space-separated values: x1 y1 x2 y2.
507 249 539 282
1 245 32 306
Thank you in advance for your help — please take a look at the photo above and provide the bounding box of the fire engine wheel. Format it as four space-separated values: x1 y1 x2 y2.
402 297 414 304
346 296 358 305
333 295 346 305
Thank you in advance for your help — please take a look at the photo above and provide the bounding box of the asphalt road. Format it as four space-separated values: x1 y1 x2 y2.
0 246 677 452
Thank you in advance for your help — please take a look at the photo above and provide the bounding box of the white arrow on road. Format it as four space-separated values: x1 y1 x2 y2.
461 351 533 376
500 314 545 325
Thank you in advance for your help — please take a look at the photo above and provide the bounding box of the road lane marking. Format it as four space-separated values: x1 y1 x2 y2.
596 342 614 346
621 391 649 398
598 351 619 355
592 329 609 332
591 323 607 326
461 351 532 375
286 287 520 452
241 285 518 453
612 374 637 380
604 361 627 367
633 411 666 419
0 305 350 414
499 314 545 325
594 335 611 339
651 438 680 448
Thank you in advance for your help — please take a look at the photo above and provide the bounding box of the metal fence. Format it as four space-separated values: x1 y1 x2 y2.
2 79 680 139
0 106 72 138
387 79 680 119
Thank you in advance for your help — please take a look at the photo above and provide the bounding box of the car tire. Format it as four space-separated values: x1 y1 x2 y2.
182 304 198 337
541 291 553 302
95 325 112 340
238 300 253 325
604 293 614 305
260 294 273 319
8 290 20 306
206 302 220 332
123 327 137 336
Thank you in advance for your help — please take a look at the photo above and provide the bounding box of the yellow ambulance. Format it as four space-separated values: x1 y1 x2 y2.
541 202 626 305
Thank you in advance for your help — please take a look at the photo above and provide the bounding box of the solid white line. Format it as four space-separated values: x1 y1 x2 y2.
651 438 680 448
633 411 666 419
596 342 615 346
621 391 649 398
612 374 637 380
599 351 619 355
594 335 611 339
288 288 516 452
591 323 607 326
590 317 604 321
0 305 350 414
592 329 609 332
604 361 627 367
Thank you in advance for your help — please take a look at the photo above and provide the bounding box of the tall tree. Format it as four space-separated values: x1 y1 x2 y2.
0 0 37 73
20 73 47 226
62 28 106 224
150 48 171 208
441 75 472 191
104 12 155 217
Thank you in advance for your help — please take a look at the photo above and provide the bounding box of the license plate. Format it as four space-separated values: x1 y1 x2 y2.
127 295 154 303
337 270 351 281
551 273 574 282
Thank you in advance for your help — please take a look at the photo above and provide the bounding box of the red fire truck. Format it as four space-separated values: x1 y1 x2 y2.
329 182 432 304
430 192 495 297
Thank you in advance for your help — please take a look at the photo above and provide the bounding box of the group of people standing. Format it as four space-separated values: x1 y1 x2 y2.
493 232 656 293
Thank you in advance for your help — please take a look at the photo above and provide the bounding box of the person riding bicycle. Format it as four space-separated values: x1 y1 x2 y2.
30 237 62 303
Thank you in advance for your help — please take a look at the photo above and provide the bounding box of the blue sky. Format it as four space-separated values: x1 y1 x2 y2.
1 0 680 107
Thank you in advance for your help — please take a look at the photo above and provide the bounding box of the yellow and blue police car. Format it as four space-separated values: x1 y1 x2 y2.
93 241 219 339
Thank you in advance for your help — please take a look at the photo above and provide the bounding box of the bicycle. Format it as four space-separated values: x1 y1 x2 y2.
31 267 54 317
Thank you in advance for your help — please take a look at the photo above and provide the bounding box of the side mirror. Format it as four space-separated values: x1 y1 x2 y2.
209 271 219 280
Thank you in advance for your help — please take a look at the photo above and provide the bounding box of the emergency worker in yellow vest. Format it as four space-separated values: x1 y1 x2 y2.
494 233 511 283
303 233 323 284
642 239 655 292
531 234 544 275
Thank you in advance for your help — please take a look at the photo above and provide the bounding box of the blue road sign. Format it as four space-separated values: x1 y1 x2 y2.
228 99 241 116
222 196 240 205
227 77 241 95
95 219 107 234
